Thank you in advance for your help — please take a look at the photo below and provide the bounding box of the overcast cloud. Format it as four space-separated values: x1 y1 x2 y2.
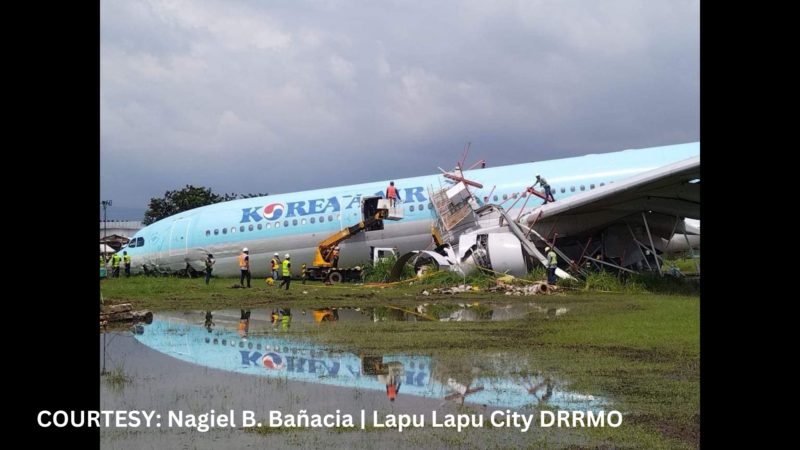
100 0 699 220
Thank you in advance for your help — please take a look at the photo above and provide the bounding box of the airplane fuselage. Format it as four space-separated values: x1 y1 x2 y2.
119 142 700 277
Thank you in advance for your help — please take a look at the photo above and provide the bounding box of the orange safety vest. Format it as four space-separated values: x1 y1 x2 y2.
386 185 397 199
238 253 249 270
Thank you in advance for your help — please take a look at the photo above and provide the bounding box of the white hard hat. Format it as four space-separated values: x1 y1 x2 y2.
274 252 279 256
544 247 550 252
284 253 290 258
243 247 249 252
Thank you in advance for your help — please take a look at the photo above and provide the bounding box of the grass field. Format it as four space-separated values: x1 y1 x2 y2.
101 273 699 448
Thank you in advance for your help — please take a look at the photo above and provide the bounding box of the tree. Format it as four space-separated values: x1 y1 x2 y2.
143 185 267 224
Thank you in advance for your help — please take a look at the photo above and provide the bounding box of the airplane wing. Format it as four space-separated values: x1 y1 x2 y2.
519 156 699 266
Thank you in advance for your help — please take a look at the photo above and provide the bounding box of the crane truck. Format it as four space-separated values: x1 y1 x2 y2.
305 197 402 283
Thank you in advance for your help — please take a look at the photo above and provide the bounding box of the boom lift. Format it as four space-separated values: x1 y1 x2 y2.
306 198 402 283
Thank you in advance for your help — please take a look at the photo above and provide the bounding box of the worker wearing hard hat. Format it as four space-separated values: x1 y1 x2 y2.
239 247 251 288
270 252 281 285
545 246 558 285
279 253 292 290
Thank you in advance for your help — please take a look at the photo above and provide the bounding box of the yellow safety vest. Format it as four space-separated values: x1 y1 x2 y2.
112 254 121 267
282 259 291 276
100 256 105 267
123 255 131 264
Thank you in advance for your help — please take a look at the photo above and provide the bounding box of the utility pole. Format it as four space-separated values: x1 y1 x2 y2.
101 200 112 257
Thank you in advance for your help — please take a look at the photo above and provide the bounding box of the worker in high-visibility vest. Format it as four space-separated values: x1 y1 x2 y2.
545 246 558 285
270 253 280 285
239 247 251 288
123 251 132 277
280 254 292 290
386 181 402 207
111 253 121 278
100 254 105 267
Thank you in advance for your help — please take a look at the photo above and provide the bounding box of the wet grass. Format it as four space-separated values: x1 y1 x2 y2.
101 275 699 448
102 364 133 391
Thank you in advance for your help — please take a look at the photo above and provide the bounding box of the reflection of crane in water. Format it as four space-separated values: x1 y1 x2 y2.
442 378 485 405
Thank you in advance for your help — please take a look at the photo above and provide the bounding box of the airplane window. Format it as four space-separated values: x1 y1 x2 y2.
292 219 298 226
256 343 262 350
600 182 605 187
205 230 210 237
284 220 289 228
410 205 415 212
310 217 315 224
221 339 227 346
257 223 262 230
570 186 575 192
301 219 306 225
213 338 218 345
502 194 508 200
275 222 280 228
231 227 236 233
560 187 565 193
493 195 498 201
214 229 219 235
580 185 585 191
428 202 433 209
328 215 333 222
590 184 595 189
484 196 489 202
248 224 253 231
419 203 424 210
239 226 244 232
222 228 227 234
320 216 325 223
128 239 137 248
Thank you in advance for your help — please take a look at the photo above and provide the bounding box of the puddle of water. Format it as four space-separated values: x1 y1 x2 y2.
129 309 596 410
101 306 601 449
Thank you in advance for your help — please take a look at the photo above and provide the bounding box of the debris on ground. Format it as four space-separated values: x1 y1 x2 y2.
100 303 153 327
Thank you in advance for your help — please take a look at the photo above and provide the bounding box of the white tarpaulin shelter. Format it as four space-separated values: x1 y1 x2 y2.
100 244 116 253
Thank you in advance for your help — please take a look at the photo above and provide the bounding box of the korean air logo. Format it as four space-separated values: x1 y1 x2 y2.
262 352 285 370
262 203 285 221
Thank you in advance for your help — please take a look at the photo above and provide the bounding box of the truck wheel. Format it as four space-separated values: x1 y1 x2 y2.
328 272 343 283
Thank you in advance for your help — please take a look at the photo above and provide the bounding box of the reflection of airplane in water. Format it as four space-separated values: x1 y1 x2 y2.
135 315 605 410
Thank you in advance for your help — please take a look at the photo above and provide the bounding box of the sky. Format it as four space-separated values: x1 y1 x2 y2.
100 0 699 220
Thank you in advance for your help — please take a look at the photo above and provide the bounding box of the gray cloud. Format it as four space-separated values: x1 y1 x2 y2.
101 0 699 219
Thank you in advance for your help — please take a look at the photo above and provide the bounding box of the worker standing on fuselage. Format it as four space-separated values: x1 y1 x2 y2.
533 174 555 204
239 248 251 288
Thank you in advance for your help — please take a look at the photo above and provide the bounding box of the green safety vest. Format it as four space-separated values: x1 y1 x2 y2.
100 256 105 267
547 251 557 267
282 259 291 276
112 254 121 267
123 255 131 264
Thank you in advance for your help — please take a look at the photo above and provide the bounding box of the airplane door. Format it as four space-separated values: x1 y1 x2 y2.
168 218 191 256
